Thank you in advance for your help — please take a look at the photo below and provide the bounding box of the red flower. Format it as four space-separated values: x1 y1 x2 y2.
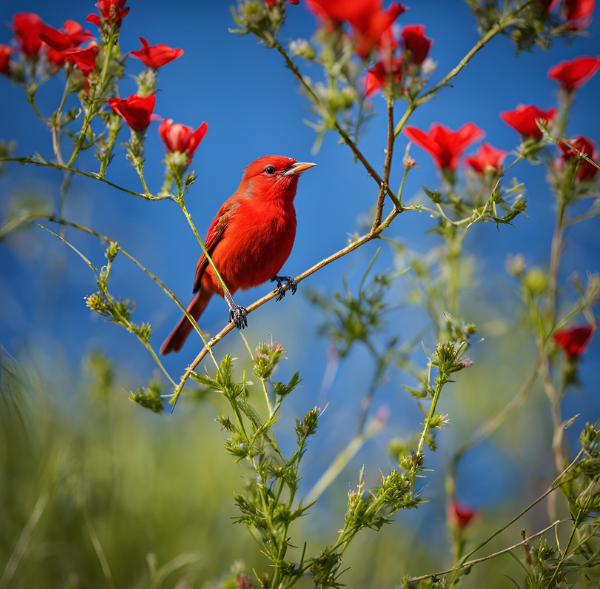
553 326 594 358
306 0 406 59
264 0 299 4
38 20 95 68
548 56 600 90
0 45 15 76
12 13 45 57
401 24 432 65
465 142 508 174
404 123 483 171
500 105 556 140
557 136 599 182
448 501 476 530
39 21 94 52
564 0 595 28
159 119 208 163
364 57 403 95
107 94 156 132
130 37 184 69
62 43 99 77
87 0 130 28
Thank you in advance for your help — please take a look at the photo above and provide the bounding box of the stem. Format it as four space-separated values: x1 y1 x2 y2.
456 449 583 568
273 42 400 209
51 65 73 167
177 200 231 300
26 89 51 127
408 520 565 583
414 22 505 109
415 377 443 462
372 98 395 231
261 378 273 416
0 157 171 200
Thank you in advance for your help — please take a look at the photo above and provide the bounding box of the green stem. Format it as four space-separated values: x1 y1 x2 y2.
177 199 230 298
0 157 171 201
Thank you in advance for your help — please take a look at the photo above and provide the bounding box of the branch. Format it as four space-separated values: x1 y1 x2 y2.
0 157 172 201
273 42 401 210
170 204 415 405
372 98 395 231
414 22 504 108
407 519 566 583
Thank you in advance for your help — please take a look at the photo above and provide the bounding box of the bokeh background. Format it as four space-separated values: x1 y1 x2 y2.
1 1 599 587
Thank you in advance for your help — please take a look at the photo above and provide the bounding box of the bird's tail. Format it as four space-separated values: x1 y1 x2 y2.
160 288 213 355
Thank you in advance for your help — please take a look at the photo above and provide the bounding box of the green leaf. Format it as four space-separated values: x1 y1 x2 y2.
237 399 263 430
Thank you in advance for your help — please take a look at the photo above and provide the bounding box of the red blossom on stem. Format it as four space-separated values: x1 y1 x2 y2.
548 56 600 90
401 24 432 65
62 44 100 78
448 501 476 530
500 105 556 140
364 57 404 95
130 37 184 69
159 119 208 164
404 123 483 171
553 326 594 358
465 142 508 175
563 0 595 29
87 0 130 29
0 45 15 76
39 20 95 68
107 94 156 132
38 21 94 52
306 0 406 59
12 13 45 57
557 136 599 182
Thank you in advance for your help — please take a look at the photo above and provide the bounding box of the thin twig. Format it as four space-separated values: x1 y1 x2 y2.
408 520 566 582
372 98 395 231
0 157 171 201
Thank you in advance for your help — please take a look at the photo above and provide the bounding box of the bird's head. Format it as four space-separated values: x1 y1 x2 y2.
241 156 316 202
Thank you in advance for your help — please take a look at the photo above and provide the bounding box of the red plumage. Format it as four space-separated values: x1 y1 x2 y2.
160 155 315 355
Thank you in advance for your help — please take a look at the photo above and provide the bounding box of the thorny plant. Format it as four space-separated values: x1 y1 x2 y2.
1 0 600 587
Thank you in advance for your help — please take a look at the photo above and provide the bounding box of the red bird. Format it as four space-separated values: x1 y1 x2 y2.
160 156 315 355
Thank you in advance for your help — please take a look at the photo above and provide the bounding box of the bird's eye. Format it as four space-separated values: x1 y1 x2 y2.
264 166 276 175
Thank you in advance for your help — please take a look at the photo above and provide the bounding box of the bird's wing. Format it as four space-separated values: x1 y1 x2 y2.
193 201 239 293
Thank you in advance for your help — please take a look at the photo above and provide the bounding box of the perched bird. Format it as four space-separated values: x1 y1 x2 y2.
160 155 315 355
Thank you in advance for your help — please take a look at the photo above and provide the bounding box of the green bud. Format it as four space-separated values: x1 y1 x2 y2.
522 267 549 298
253 341 284 380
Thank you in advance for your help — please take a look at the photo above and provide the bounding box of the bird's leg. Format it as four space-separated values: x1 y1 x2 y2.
270 275 297 302
224 291 248 330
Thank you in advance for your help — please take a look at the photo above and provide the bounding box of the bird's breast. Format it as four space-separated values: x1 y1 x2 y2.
207 201 297 294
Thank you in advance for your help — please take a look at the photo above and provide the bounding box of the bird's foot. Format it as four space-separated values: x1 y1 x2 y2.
225 292 248 330
271 275 297 302
228 303 248 330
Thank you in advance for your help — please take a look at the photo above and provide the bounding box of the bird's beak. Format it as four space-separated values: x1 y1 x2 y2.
282 162 317 176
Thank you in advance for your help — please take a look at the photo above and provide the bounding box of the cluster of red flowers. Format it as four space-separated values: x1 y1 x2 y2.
538 0 595 29
364 24 433 96
0 2 208 166
306 0 406 59
401 53 598 179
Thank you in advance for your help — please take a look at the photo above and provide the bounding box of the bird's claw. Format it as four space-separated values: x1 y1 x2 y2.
229 303 248 330
271 275 297 302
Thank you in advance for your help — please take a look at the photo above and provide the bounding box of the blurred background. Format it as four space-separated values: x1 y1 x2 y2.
1 0 599 587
